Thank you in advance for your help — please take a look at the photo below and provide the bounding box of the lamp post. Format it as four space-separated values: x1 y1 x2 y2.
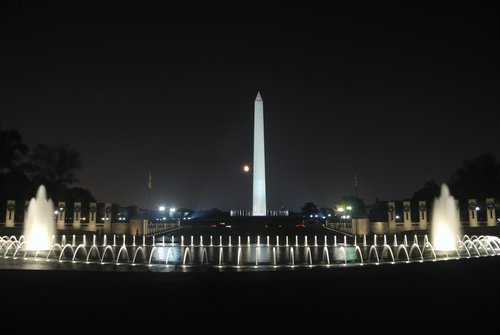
337 205 352 231
158 206 166 232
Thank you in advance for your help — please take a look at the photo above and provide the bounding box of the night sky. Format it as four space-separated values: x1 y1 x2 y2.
1 2 499 212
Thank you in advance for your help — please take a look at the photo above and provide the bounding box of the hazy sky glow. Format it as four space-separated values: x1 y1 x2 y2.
1 2 499 211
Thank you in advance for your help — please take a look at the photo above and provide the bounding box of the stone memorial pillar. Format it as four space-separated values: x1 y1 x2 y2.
403 201 412 231
88 202 97 231
352 218 370 235
486 198 496 227
388 201 396 233
5 200 15 227
73 202 81 230
57 202 66 230
468 199 478 227
418 201 428 230
103 203 112 233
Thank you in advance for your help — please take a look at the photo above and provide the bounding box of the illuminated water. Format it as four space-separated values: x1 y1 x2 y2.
23 185 56 250
431 184 461 251
2 231 499 272
1 183 498 270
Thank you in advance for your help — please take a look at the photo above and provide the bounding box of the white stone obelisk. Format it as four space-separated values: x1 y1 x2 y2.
253 91 267 216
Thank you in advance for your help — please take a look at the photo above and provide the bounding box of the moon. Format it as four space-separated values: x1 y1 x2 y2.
243 165 250 173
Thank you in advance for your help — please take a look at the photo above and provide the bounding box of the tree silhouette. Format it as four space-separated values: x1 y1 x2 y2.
335 196 367 218
24 143 82 200
0 125 31 220
412 180 440 202
64 187 96 203
301 201 319 218
448 152 500 200
0 124 28 173
368 198 388 221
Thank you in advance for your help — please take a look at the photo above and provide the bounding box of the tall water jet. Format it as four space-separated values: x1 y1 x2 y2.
431 183 461 251
23 185 56 250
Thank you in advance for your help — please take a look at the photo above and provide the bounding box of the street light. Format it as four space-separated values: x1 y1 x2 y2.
157 206 166 223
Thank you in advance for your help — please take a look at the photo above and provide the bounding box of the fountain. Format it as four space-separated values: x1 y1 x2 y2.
1 182 499 271
1 228 500 271
431 183 462 251
23 185 56 251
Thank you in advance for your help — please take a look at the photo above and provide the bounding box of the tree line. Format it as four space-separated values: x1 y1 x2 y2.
2 124 500 223
302 152 500 221
0 124 94 220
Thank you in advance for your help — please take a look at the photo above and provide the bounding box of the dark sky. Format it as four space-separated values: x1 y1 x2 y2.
1 2 499 212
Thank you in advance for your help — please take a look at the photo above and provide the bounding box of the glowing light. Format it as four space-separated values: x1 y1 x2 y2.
243 165 250 172
23 185 56 251
158 206 165 211
431 184 462 251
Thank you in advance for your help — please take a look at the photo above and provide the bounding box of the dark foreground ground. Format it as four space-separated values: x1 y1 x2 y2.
2 255 500 332
2 224 500 332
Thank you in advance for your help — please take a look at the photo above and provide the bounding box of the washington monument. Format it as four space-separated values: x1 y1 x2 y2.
253 91 266 216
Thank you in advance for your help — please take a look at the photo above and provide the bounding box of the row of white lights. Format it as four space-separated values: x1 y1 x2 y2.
158 206 176 213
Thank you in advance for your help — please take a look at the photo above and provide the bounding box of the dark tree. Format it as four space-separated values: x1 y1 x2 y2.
448 152 500 200
177 207 194 219
412 180 441 202
64 187 96 203
335 196 367 218
368 198 388 221
24 143 82 200
301 201 319 218
0 125 31 220
0 124 28 173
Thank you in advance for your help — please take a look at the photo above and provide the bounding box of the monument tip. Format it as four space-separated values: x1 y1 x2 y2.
255 91 262 101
